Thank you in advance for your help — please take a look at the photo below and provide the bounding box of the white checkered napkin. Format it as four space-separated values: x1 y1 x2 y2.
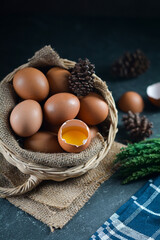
90 177 160 240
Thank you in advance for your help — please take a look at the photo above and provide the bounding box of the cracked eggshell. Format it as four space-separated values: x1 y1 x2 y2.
147 82 160 107
58 119 91 153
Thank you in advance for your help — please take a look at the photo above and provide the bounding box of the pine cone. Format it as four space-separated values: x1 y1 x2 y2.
68 58 95 96
122 111 153 142
111 49 150 79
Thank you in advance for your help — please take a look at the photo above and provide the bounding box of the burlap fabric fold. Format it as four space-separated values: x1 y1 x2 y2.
0 142 124 230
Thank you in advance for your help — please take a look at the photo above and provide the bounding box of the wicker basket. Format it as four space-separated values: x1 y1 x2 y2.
0 46 118 198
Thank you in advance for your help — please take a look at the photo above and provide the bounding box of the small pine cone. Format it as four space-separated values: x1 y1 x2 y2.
111 49 150 79
68 58 95 96
122 111 153 142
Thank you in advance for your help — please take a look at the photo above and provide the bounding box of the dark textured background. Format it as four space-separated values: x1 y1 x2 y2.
0 6 160 240
1 0 160 17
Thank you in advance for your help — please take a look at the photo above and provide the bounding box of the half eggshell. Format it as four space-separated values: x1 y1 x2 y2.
58 119 91 153
147 82 160 107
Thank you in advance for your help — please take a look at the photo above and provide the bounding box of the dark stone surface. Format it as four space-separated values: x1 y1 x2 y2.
0 16 160 240
0 176 146 240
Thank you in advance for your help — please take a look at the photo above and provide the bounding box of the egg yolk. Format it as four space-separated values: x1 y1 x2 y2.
62 126 88 146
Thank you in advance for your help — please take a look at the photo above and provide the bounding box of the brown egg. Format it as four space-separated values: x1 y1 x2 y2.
58 119 91 153
89 126 99 139
46 67 71 94
77 93 109 125
10 100 43 137
13 67 49 101
118 91 144 113
44 93 80 125
24 131 64 153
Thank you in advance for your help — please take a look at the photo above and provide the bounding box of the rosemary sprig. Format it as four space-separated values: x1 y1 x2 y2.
122 166 160 184
114 138 160 184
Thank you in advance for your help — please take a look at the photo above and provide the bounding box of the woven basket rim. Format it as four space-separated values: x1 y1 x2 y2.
0 48 118 197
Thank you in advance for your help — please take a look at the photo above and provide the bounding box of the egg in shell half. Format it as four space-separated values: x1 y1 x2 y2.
58 119 91 153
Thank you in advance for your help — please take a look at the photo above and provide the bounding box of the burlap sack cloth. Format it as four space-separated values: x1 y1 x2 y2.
0 46 120 230
0 142 124 230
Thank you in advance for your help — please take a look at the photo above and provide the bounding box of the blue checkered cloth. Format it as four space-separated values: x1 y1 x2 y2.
90 176 160 240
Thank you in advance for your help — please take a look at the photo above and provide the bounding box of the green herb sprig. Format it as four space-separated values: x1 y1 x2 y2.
115 138 160 184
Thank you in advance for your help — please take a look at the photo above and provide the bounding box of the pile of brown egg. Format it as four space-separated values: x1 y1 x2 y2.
10 67 109 153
